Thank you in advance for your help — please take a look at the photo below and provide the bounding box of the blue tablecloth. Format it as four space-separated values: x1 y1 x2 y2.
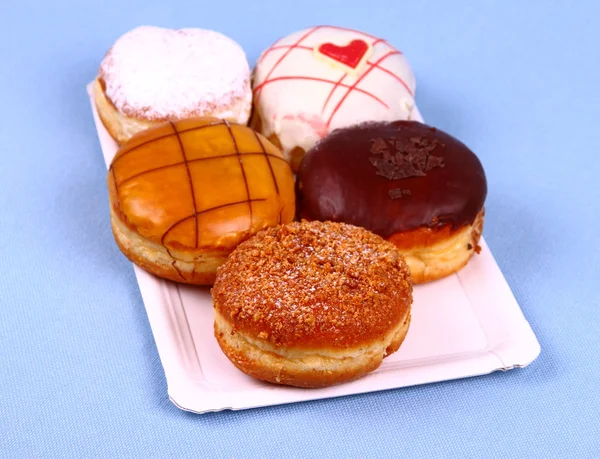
1 1 599 457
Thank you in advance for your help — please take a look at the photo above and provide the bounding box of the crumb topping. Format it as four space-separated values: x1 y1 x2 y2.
212 221 412 349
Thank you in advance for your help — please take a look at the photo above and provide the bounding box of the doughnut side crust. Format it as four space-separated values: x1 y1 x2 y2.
110 206 228 285
94 78 158 144
389 210 485 283
214 308 411 388
94 78 252 145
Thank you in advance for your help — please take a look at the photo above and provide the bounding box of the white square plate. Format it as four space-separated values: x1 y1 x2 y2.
87 83 540 414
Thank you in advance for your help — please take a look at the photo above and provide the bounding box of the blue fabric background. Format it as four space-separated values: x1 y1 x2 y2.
1 1 598 457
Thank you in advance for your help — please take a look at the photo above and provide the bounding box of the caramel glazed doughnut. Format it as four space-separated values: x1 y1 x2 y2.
297 121 487 283
108 117 296 285
94 26 252 144
212 221 413 388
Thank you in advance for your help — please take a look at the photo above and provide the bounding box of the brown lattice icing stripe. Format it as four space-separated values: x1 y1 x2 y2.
116 151 287 187
160 198 267 252
253 130 283 223
110 120 226 169
169 121 199 249
224 120 253 224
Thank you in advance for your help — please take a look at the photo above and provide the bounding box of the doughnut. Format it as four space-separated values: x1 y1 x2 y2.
212 221 413 388
296 121 487 284
107 117 295 285
251 25 416 170
95 26 252 144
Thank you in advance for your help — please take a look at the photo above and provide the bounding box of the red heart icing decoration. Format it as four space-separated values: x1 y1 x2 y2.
317 39 370 69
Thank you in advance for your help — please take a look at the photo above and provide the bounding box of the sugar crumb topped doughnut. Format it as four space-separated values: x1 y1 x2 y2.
212 221 412 388
96 26 252 143
251 25 416 170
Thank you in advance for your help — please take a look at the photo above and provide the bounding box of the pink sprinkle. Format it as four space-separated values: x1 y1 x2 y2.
282 113 329 138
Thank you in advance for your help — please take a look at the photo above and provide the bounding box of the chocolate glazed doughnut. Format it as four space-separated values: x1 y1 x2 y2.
296 120 487 283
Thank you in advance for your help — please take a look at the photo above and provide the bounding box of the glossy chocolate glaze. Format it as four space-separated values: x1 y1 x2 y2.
296 121 487 237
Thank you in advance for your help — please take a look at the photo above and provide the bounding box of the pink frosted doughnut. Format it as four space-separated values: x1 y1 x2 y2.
251 25 417 170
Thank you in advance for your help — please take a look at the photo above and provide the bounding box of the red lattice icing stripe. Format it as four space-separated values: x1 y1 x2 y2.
257 44 312 62
326 50 401 127
253 75 389 109
322 74 348 114
254 26 323 104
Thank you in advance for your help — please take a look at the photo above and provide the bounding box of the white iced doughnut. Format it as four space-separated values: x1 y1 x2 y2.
251 25 417 169
96 26 252 144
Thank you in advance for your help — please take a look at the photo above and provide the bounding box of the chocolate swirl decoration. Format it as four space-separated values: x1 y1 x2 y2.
296 120 487 238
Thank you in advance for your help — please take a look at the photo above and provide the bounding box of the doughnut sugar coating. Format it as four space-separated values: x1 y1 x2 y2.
95 26 252 143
